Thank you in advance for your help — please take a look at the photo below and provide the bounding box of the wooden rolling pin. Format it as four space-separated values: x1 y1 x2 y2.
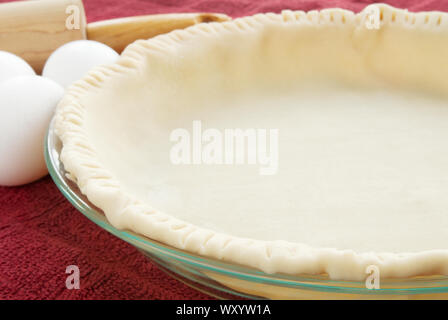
0 0 230 73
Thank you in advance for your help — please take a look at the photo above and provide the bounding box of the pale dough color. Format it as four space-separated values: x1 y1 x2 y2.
56 4 448 280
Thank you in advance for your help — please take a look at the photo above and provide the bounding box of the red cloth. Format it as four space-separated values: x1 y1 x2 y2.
0 0 446 300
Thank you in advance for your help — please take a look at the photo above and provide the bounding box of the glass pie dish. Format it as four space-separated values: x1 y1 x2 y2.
45 118 448 299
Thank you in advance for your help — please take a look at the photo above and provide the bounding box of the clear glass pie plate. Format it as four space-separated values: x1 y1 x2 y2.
45 118 448 300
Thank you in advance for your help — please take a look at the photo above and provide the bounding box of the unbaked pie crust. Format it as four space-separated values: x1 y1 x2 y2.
55 4 448 281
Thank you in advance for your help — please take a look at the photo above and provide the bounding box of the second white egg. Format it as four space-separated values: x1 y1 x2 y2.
42 40 119 88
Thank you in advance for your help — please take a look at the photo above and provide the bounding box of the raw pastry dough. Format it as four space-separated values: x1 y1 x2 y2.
56 4 448 280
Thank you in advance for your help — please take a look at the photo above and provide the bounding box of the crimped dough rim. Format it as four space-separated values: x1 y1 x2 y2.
55 4 448 281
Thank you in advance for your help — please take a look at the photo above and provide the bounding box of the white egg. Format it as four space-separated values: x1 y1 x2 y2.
0 51 35 84
0 76 64 186
42 40 119 88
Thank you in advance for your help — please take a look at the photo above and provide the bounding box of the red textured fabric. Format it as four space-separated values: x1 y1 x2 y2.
0 0 446 300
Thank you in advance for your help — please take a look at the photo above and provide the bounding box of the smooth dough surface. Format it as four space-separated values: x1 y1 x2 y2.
85 84 448 253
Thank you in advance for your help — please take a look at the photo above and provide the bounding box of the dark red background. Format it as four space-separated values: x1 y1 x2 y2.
0 0 446 300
